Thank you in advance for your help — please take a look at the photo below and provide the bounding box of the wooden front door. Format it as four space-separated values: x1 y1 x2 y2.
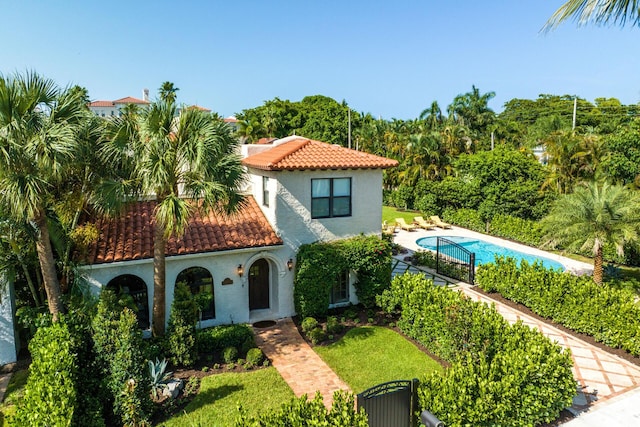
249 259 270 310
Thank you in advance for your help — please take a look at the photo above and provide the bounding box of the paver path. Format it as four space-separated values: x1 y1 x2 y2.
253 318 350 408
460 285 640 414
0 373 11 403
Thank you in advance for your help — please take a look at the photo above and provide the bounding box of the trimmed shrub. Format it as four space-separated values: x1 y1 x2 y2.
326 316 343 335
223 346 239 364
477 257 640 355
166 282 198 366
246 348 265 366
301 317 318 333
378 273 575 426
235 391 368 427
442 208 485 232
307 327 326 345
411 250 436 269
241 336 257 356
197 324 254 353
489 213 543 247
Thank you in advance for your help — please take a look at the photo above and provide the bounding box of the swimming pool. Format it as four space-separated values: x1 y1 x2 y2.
416 236 564 270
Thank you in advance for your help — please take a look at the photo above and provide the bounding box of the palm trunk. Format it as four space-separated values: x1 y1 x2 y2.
34 210 65 321
593 246 604 285
152 223 167 336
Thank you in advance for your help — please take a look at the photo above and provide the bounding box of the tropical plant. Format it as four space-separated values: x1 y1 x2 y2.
109 86 246 336
545 0 640 29
0 71 88 320
159 81 179 103
541 181 640 283
149 358 173 401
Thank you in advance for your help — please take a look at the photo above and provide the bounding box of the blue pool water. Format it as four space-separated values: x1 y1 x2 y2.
416 236 564 270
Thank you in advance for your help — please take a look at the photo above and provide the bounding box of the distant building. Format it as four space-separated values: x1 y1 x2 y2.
88 89 150 118
224 116 239 133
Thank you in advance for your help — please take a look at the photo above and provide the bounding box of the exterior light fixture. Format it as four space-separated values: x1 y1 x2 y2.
287 259 294 271
237 264 244 277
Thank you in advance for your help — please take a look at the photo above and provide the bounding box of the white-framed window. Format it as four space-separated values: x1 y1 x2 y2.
311 178 351 219
262 176 269 207
330 270 350 304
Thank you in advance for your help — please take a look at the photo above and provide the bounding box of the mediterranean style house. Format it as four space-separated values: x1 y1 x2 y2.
0 136 396 364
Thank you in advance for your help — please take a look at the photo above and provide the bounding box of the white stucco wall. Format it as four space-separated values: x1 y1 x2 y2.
0 274 18 365
80 245 295 330
258 168 384 251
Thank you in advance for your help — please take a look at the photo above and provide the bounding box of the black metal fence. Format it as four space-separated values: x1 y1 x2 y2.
436 237 475 284
357 379 419 427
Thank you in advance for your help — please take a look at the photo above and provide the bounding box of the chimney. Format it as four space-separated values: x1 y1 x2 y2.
143 88 149 102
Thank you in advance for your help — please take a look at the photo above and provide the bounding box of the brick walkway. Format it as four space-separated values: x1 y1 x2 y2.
253 318 350 407
460 285 640 415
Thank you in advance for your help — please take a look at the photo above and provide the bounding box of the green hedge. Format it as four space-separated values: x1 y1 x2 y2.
477 257 640 355
442 208 485 233
196 324 254 353
294 235 392 318
489 213 543 247
377 273 575 426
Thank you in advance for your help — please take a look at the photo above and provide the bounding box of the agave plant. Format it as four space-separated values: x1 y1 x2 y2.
148 358 173 400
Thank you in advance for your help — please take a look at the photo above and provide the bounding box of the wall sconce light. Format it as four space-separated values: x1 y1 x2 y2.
237 264 244 277
287 259 294 271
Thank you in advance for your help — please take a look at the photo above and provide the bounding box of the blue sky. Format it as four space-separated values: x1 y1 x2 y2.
1 1 638 119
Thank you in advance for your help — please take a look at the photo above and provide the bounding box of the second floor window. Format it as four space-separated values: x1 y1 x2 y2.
311 178 351 219
262 176 269 207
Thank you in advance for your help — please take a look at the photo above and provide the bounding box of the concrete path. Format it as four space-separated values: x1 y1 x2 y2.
0 373 11 403
253 318 350 407
561 386 640 426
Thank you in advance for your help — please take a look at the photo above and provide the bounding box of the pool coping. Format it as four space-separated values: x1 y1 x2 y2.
392 225 593 276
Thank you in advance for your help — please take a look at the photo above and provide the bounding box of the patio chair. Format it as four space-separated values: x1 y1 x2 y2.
382 220 396 235
413 216 436 230
396 218 417 231
430 216 452 229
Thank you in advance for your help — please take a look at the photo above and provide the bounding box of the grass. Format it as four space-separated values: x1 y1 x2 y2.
0 369 29 427
159 367 294 427
314 326 443 393
382 206 421 224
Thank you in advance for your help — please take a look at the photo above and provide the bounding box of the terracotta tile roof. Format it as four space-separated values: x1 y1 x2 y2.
88 100 115 107
242 137 398 171
189 105 211 112
224 116 238 123
83 196 282 265
113 96 150 105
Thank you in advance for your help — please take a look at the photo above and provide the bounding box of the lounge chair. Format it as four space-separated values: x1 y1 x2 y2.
382 220 396 235
430 216 452 229
396 218 417 231
413 216 435 230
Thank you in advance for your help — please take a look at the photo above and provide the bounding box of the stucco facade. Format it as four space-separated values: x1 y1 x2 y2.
0 275 18 365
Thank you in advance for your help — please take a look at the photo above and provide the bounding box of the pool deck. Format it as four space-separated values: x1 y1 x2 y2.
393 225 593 275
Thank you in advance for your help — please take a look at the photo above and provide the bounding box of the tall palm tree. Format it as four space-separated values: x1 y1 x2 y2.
541 181 640 283
159 81 179 103
112 92 246 336
0 71 86 320
544 0 640 29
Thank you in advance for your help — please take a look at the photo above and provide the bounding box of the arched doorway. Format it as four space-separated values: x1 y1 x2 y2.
175 267 215 320
249 258 270 310
106 275 150 329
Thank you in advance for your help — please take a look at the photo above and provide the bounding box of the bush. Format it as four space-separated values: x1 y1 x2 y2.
223 346 239 364
197 324 254 353
241 336 257 356
235 391 368 427
167 282 198 366
307 327 326 345
477 257 640 355
14 321 79 426
378 273 575 426
326 316 343 335
301 317 319 333
411 250 437 269
489 213 543 246
246 348 265 366
442 208 485 232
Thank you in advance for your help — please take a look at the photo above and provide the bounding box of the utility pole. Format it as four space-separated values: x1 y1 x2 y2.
572 97 577 130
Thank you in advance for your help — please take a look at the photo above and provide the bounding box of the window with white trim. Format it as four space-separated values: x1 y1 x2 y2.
330 270 350 304
311 178 351 218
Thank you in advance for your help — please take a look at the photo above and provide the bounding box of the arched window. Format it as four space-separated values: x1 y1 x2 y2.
106 275 150 329
176 267 215 320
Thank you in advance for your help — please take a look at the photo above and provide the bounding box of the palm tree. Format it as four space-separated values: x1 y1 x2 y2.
544 0 640 29
112 91 246 336
541 181 640 284
0 71 86 320
159 81 179 103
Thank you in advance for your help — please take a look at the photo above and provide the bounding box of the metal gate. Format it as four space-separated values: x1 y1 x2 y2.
436 237 475 284
357 379 418 427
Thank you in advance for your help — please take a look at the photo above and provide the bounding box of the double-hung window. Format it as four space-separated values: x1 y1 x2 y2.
311 178 351 218
330 270 350 304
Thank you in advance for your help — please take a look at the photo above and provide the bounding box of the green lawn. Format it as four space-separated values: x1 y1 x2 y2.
382 206 421 225
0 369 29 427
314 326 443 393
160 367 294 427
